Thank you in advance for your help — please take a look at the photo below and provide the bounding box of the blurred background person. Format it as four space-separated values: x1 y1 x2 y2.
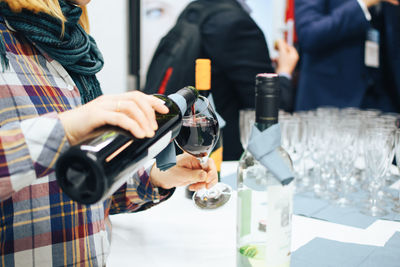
144 0 299 160
295 0 400 112
141 0 190 88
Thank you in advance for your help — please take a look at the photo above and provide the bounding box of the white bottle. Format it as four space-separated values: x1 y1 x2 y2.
236 74 294 267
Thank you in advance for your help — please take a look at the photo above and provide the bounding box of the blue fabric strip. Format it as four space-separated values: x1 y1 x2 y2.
207 94 226 128
247 123 294 185
155 142 176 171
168 93 187 115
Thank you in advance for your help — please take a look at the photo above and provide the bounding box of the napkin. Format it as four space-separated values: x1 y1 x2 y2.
247 123 294 185
207 94 226 128
292 238 377 267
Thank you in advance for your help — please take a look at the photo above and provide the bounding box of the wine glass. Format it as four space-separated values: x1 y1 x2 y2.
361 127 394 217
393 129 400 213
334 119 359 206
175 96 232 209
239 109 255 150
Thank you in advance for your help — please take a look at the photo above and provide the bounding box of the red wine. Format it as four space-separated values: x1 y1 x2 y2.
191 105 196 117
175 116 219 158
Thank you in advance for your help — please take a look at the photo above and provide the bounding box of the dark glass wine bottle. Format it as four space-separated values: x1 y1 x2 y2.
185 58 224 199
56 86 199 205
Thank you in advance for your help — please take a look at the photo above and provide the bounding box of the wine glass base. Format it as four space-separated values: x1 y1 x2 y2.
193 183 232 210
360 205 388 217
335 197 352 207
392 205 400 213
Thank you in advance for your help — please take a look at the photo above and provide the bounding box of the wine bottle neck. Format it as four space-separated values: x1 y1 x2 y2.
255 73 280 132
168 86 198 115
255 95 279 131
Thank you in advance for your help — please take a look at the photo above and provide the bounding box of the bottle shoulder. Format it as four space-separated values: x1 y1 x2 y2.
239 147 293 169
237 146 293 189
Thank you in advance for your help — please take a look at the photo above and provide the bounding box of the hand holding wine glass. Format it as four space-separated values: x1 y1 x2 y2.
150 153 218 190
175 96 232 209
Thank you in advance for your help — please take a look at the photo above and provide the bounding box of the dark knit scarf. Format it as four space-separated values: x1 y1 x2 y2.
0 0 103 103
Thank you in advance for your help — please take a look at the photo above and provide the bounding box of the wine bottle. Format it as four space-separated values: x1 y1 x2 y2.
56 86 199 205
185 58 224 199
236 74 294 267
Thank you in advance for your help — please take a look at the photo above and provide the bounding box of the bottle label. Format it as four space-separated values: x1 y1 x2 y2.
266 183 294 267
99 131 173 203
148 131 172 158
81 131 117 152
238 189 252 238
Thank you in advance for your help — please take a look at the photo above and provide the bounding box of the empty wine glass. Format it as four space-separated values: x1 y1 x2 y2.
361 127 394 217
393 129 400 213
175 96 232 209
239 109 255 150
335 119 359 206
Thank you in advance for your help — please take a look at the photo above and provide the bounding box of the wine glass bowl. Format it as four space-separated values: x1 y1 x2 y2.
239 109 255 150
175 96 219 161
175 96 232 209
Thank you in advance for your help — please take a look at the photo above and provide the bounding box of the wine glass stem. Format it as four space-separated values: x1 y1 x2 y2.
198 157 210 199
198 157 209 168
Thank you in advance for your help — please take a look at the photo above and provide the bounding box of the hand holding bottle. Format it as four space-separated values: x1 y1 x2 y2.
150 153 218 191
59 91 169 146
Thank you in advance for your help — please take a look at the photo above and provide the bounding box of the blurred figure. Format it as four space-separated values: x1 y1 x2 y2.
380 3 400 104
141 0 191 87
295 0 400 112
165 0 299 160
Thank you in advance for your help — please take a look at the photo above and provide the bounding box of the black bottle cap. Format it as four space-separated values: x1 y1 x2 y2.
56 148 106 204
255 73 280 128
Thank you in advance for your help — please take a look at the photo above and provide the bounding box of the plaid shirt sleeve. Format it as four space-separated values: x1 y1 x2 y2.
0 112 69 201
109 162 175 215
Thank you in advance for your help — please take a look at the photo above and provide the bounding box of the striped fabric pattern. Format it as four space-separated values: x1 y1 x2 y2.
0 18 171 267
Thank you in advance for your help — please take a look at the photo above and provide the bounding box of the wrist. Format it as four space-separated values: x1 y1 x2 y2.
276 67 292 75
58 112 76 146
149 162 162 187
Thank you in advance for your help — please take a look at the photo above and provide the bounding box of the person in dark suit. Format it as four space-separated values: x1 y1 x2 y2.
381 3 400 100
198 0 298 160
295 0 399 112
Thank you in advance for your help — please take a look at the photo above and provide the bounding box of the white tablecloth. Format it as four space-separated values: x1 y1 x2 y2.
107 162 400 267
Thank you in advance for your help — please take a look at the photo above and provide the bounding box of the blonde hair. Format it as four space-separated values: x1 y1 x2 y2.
0 0 90 33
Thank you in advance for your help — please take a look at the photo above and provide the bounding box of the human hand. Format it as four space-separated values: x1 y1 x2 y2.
150 153 218 191
59 91 169 146
362 0 398 7
274 39 299 75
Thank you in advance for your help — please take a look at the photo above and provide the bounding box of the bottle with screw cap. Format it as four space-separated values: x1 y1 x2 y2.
236 74 294 267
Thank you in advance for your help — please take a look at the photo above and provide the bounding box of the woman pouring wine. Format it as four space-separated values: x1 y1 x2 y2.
0 0 217 266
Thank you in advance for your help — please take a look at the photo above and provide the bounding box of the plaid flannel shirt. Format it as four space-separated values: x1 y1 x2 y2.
0 18 172 267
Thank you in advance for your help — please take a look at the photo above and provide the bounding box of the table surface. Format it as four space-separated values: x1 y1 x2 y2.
107 162 400 267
